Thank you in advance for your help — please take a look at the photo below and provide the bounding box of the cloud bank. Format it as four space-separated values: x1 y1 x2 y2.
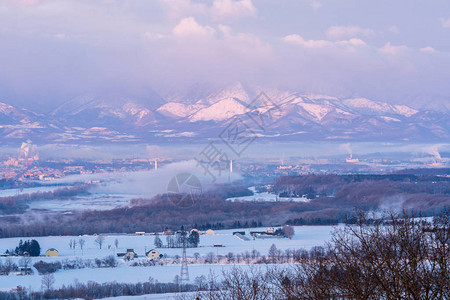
0 0 449 111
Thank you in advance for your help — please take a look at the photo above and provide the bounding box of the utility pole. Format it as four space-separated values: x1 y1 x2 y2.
180 229 189 283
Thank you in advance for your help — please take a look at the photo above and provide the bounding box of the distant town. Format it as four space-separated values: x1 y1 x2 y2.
1 141 448 188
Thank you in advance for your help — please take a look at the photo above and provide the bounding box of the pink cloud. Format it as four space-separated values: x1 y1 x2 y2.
212 0 256 20
173 17 215 37
379 42 408 55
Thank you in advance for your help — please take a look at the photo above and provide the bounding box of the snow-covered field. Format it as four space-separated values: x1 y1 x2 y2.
0 225 336 291
27 192 135 211
227 186 310 203
0 182 137 211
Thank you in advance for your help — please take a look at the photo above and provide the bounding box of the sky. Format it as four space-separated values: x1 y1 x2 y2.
0 0 450 111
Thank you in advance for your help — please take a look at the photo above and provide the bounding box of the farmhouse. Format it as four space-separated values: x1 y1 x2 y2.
45 248 59 257
250 228 286 239
125 249 137 259
118 249 137 260
163 229 173 235
146 249 161 260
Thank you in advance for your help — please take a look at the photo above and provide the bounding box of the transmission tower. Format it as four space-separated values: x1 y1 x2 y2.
180 230 189 282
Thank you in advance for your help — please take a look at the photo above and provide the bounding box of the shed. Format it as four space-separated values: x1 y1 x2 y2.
205 229 215 235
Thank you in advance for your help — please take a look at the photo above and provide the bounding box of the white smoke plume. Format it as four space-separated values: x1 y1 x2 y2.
427 144 442 161
340 143 352 155
19 140 37 159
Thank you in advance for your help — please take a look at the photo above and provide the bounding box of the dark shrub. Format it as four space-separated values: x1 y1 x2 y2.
33 261 62 274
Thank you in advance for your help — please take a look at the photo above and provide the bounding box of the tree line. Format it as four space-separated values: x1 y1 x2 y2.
0 185 89 214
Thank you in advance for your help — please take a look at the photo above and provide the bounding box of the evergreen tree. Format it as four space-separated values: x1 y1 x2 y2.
29 239 41 256
14 239 40 256
188 231 200 247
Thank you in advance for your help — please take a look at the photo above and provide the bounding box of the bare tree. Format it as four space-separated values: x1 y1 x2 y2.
94 235 105 249
166 235 174 248
194 275 207 290
78 238 85 254
41 273 55 291
268 244 278 263
3 258 14 275
210 267 272 300
251 249 260 260
206 252 215 264
114 238 119 249
19 257 32 275
269 210 450 300
243 251 251 264
282 224 295 239
154 234 162 248
226 252 234 263
194 252 200 262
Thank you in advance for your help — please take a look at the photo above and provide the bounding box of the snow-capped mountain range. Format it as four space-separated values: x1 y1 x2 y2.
1 83 448 143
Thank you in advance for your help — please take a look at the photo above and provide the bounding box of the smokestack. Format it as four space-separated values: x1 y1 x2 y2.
230 160 233 173
155 159 158 170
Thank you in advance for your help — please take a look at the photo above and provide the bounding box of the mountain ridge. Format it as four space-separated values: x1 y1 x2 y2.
0 84 448 143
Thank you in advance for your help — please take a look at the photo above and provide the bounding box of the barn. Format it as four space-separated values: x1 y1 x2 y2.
45 248 59 257
146 249 160 260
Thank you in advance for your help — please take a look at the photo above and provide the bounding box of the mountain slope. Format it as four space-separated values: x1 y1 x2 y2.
51 92 165 129
0 85 448 143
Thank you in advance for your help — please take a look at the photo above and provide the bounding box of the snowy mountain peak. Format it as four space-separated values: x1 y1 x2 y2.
189 98 250 122
343 98 417 117
157 102 200 119
199 82 250 106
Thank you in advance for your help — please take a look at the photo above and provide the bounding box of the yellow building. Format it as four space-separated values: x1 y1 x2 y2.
146 249 160 260
205 229 215 235
124 249 137 259
45 248 59 257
